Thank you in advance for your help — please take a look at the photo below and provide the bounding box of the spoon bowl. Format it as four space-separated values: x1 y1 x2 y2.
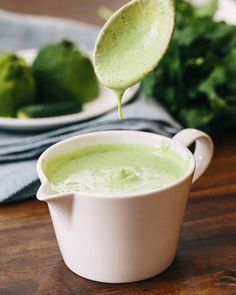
94 0 176 91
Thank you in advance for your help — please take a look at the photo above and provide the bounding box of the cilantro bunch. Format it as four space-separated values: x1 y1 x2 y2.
142 0 236 134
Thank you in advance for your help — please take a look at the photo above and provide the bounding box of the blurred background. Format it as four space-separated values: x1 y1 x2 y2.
0 0 127 25
0 0 236 133
0 0 235 25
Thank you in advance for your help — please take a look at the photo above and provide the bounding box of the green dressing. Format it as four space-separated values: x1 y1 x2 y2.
46 144 188 195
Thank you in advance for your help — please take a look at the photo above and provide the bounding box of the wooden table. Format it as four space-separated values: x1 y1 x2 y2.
0 1 236 294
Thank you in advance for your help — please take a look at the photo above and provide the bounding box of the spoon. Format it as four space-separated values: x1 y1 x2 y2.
94 0 176 119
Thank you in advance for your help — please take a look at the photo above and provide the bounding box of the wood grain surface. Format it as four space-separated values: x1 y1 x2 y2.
0 1 236 294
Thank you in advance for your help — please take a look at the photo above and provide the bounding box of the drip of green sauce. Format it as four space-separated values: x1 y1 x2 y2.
114 89 125 119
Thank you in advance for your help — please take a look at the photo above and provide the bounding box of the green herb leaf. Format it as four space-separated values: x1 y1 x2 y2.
142 0 236 134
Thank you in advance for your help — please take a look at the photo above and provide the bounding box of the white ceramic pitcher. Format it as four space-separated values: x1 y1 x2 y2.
37 129 213 283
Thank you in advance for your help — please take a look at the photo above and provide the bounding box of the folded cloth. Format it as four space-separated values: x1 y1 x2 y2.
0 10 181 205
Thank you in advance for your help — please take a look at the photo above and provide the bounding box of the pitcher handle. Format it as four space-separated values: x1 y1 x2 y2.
173 128 214 183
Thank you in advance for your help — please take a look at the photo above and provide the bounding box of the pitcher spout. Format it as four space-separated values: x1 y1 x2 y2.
37 181 74 229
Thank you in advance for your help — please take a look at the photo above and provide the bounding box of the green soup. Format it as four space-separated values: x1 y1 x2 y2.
46 144 189 195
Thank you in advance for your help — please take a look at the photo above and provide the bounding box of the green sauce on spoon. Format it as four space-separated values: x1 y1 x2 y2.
94 0 176 119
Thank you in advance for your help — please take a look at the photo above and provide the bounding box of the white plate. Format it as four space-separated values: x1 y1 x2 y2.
0 48 139 131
